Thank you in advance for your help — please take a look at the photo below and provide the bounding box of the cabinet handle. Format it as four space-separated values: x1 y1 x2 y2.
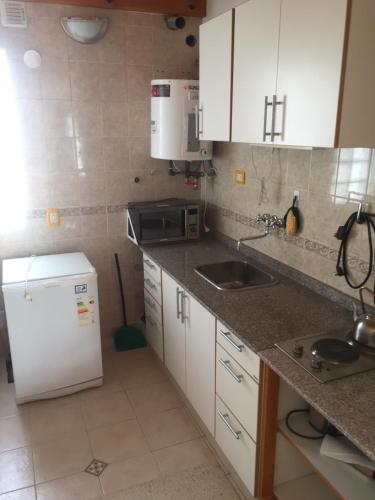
144 259 156 270
198 105 203 136
195 104 199 139
181 292 188 324
146 315 157 328
145 297 156 309
219 358 243 383
217 409 241 440
219 329 244 352
176 288 183 320
270 94 284 141
144 278 156 289
263 96 272 142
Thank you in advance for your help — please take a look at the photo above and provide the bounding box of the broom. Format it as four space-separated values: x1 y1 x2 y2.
113 253 147 351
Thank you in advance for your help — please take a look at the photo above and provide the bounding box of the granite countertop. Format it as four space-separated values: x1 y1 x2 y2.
142 238 375 462
142 239 352 352
260 347 375 462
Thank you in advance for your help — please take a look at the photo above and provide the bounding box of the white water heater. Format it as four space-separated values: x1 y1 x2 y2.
151 79 212 161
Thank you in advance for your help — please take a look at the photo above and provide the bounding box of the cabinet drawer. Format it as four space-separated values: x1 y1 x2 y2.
216 344 258 441
144 289 162 325
217 320 260 381
215 395 256 495
143 254 161 283
144 270 161 304
145 311 163 362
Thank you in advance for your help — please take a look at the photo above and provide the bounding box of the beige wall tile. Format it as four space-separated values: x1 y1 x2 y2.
75 137 104 173
78 171 107 206
7 60 41 100
43 100 73 138
127 65 152 103
70 61 100 101
97 23 125 64
100 63 127 102
128 102 150 138
49 171 80 206
40 58 70 100
103 138 129 171
46 137 76 172
72 101 102 137
102 102 128 138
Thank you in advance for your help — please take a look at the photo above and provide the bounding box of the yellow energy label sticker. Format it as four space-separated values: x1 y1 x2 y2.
76 295 95 326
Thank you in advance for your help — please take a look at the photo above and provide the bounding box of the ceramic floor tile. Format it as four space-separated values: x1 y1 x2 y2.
33 431 93 483
22 393 80 412
0 414 30 453
126 382 182 416
0 487 36 500
99 453 159 496
36 472 101 500
119 364 167 390
113 348 157 377
101 464 240 500
88 419 148 464
138 408 201 451
153 438 216 475
28 402 85 444
81 391 135 430
0 447 34 495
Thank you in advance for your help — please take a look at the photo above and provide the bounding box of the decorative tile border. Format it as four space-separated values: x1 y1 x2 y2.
207 203 371 276
25 204 128 219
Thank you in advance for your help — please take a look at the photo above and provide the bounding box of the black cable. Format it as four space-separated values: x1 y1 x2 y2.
286 409 325 440
335 211 375 290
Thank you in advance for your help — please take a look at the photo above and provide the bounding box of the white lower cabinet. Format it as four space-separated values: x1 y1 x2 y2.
143 254 164 362
216 396 257 494
162 270 215 435
216 344 259 441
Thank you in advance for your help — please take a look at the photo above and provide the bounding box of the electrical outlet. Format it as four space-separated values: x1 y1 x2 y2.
234 170 246 185
46 208 60 227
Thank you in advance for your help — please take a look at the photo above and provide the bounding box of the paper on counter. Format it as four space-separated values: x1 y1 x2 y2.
320 435 375 470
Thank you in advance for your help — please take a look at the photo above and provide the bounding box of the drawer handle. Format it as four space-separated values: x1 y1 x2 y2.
145 297 156 309
146 316 157 328
144 259 156 270
217 409 241 440
144 278 156 289
219 358 243 383
219 330 244 352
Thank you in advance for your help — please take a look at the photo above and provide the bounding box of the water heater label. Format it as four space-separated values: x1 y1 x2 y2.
151 120 157 134
151 84 170 97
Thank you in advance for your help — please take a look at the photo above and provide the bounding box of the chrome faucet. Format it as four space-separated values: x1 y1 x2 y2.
237 213 283 251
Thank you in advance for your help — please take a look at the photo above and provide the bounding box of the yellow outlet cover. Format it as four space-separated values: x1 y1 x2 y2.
46 208 60 227
234 170 246 184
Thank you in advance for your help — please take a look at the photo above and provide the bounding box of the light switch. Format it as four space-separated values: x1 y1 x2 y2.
234 170 246 185
46 208 60 227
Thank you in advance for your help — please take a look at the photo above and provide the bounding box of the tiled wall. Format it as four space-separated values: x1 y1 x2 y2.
0 2 200 349
205 144 375 302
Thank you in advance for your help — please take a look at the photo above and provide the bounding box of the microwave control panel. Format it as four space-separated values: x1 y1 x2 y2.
187 207 199 239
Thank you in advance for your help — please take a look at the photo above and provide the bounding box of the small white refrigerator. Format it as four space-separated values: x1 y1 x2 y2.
2 252 103 403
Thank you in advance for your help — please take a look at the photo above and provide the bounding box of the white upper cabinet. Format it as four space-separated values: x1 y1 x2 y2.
201 0 375 148
232 0 280 144
199 9 233 141
275 0 347 147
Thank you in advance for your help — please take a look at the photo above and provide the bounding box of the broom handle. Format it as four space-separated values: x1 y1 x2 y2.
114 253 127 326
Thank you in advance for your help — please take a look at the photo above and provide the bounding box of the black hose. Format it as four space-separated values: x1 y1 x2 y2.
335 211 375 289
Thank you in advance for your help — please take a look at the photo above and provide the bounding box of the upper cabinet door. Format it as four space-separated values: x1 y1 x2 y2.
275 0 347 147
232 0 281 144
199 10 233 142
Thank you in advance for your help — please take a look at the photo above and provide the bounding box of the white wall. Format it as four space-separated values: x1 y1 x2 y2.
205 0 247 20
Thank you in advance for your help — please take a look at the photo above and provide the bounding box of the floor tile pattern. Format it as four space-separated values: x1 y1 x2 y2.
0 347 240 499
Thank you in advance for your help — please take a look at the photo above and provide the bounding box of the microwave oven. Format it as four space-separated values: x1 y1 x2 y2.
127 198 200 246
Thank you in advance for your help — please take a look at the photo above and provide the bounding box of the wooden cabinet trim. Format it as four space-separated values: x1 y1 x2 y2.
24 0 206 17
256 361 279 499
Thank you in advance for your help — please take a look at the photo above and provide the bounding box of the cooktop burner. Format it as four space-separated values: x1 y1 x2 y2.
275 330 375 383
311 338 359 365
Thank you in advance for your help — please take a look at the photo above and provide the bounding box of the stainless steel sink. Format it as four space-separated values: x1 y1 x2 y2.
194 260 277 291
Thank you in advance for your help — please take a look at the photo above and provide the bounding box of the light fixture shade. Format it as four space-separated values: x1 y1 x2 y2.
61 17 108 44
